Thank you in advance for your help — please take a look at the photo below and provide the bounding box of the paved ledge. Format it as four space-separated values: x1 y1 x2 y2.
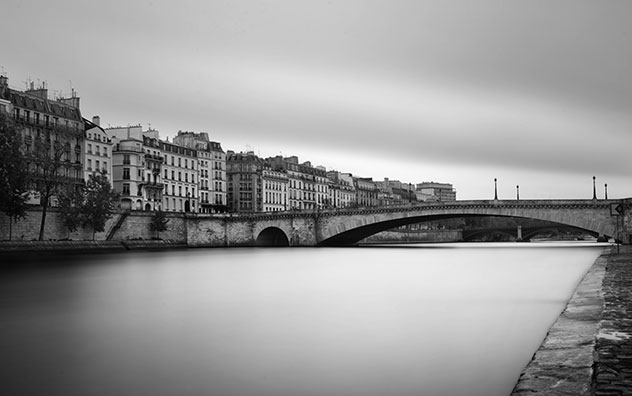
511 246 611 396
0 240 187 254
593 245 632 396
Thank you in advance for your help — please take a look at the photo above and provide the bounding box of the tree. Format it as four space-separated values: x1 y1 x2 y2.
57 184 84 238
0 112 30 239
150 210 169 239
82 173 119 240
31 132 70 240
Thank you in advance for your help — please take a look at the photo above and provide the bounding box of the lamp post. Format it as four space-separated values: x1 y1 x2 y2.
605 183 608 200
494 178 498 200
593 176 597 199
516 185 520 200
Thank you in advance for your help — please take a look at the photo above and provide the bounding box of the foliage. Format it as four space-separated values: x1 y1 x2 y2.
82 173 119 239
150 209 169 238
31 131 69 240
57 185 84 234
0 112 30 222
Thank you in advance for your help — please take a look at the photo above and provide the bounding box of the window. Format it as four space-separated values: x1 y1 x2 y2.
123 168 130 179
87 144 92 154
123 154 130 164
103 162 107 172
87 159 92 170
123 183 130 195
103 147 107 156
96 160 100 170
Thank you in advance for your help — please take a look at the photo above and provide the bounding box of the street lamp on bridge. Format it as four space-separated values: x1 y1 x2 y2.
516 185 519 201
494 178 498 200
605 183 608 200
593 176 597 200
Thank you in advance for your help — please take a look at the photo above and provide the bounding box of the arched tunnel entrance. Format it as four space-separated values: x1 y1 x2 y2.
256 227 290 247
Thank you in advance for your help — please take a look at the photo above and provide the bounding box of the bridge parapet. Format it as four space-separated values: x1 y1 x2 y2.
186 198 632 246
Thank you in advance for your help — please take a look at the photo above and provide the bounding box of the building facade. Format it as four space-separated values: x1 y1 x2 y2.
416 182 457 202
84 116 112 182
227 151 265 212
327 171 356 208
1 76 85 206
173 131 226 213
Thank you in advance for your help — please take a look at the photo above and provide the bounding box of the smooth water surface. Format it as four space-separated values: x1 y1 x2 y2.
0 243 607 396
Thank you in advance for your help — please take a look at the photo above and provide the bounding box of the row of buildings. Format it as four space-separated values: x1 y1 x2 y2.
0 75 456 213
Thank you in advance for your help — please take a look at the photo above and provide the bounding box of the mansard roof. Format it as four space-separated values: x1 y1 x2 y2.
9 89 81 121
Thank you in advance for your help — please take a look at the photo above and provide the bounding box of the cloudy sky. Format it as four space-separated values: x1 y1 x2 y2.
3 0 631 200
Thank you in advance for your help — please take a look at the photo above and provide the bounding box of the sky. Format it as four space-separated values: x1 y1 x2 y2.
2 0 632 200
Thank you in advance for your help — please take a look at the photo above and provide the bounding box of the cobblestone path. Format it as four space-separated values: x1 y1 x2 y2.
594 245 632 395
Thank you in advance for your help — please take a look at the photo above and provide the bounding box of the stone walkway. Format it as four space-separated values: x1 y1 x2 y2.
594 245 632 395
512 245 632 396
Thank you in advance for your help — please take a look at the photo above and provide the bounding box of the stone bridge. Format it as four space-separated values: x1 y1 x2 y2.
185 199 632 247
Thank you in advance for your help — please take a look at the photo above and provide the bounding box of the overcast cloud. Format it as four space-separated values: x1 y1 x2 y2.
2 0 631 199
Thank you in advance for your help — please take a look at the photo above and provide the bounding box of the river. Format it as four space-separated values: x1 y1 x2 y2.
0 242 607 396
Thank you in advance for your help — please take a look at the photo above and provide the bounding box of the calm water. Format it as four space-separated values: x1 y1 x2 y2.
0 243 607 396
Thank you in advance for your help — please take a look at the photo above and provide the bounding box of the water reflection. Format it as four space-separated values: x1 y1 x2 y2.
0 243 607 396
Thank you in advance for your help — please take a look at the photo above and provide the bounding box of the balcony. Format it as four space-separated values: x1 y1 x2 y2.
140 182 165 190
145 153 164 162
13 115 83 135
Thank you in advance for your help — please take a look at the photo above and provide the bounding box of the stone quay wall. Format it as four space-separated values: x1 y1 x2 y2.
0 208 187 243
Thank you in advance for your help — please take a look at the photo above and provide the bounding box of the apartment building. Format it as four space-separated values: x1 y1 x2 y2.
0 76 85 205
262 164 288 212
84 116 112 182
327 171 356 208
226 151 265 212
416 182 457 202
173 131 226 213
354 177 379 207
159 139 198 212
268 156 329 211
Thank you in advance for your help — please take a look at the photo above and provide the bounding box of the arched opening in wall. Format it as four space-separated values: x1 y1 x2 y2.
145 203 151 211
256 227 290 247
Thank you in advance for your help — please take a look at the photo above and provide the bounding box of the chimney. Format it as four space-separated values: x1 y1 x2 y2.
92 115 100 126
59 96 80 109
0 75 8 98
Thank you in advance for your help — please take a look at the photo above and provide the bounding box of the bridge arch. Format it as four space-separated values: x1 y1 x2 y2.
256 227 290 247
315 200 623 246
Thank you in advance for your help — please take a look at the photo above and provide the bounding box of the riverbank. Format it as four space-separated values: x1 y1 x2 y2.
0 239 188 255
511 244 632 395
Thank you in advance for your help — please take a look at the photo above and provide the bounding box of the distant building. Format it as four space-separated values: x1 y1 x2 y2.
262 163 288 212
226 151 265 212
327 171 356 208
84 116 112 182
267 156 328 211
159 138 197 212
353 177 378 207
0 75 85 206
416 182 456 201
173 131 226 213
